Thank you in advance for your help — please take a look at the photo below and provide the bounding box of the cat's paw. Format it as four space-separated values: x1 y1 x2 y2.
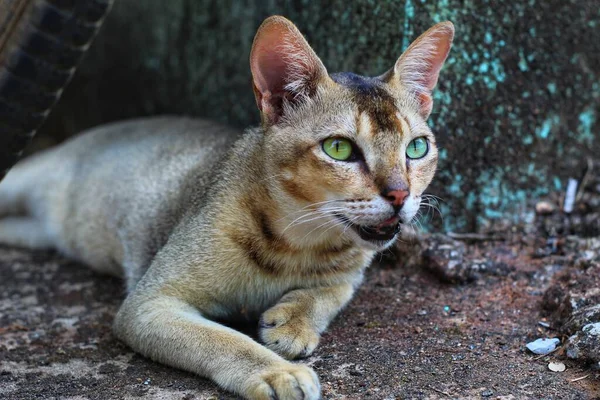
259 303 320 359
246 362 320 400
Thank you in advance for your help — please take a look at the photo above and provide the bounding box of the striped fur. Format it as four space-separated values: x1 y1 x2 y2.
0 16 454 400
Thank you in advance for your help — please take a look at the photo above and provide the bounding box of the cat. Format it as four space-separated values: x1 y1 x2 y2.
0 15 453 400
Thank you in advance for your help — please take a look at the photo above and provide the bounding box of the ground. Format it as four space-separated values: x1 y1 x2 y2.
1 214 599 399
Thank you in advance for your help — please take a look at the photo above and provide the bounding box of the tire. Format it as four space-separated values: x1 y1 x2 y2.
0 0 114 181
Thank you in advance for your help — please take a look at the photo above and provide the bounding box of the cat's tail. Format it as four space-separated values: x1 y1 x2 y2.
0 152 60 249
0 155 43 217
0 142 68 250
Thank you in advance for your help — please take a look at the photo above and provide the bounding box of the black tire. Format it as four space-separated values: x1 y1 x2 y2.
0 0 114 180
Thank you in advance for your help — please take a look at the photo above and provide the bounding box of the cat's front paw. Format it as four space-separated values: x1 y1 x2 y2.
246 362 320 400
259 303 320 359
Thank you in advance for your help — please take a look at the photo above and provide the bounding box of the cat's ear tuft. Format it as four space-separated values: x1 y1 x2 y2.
250 16 329 125
384 21 454 119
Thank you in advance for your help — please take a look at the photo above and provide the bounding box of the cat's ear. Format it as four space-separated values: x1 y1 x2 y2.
250 16 329 125
383 22 454 119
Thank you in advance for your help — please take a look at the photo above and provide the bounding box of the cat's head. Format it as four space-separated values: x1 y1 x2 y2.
250 16 453 251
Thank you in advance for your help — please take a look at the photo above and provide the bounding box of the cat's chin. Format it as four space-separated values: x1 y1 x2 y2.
335 214 401 250
353 235 398 251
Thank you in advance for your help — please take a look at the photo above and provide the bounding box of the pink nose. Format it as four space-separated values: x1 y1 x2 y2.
383 189 409 207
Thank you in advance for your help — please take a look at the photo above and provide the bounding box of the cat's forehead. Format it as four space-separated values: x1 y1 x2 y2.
330 72 404 136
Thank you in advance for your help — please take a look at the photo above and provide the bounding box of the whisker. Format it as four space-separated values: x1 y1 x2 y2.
258 173 287 183
281 212 320 234
420 202 443 222
411 210 425 231
274 199 344 222
421 203 432 222
341 215 362 236
281 207 348 234
317 216 355 240
301 218 339 241
422 193 445 203
419 194 444 222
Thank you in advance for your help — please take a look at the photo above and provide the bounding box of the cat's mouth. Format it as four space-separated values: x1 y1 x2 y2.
335 214 401 242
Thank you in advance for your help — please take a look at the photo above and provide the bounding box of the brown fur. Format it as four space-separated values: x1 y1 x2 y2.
0 16 454 400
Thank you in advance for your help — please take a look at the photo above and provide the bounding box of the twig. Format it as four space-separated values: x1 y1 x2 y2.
569 374 590 383
428 385 451 397
447 232 505 242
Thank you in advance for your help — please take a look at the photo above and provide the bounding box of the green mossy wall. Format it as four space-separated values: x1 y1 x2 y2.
41 0 599 231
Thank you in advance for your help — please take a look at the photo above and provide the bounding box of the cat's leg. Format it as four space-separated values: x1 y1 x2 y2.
121 247 154 293
259 283 355 359
113 291 320 400
0 217 54 249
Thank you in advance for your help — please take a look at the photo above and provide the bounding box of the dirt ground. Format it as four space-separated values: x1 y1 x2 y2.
1 212 599 400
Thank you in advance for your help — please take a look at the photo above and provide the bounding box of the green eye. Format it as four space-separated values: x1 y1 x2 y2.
322 138 353 161
406 137 429 159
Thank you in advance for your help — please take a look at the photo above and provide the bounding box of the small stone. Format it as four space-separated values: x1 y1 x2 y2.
421 235 468 282
535 201 556 215
563 304 600 333
585 323 600 335
526 338 560 355
548 361 566 372
481 389 494 397
566 322 600 363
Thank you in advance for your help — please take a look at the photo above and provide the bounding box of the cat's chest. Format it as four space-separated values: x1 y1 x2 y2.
223 270 353 321
226 250 369 317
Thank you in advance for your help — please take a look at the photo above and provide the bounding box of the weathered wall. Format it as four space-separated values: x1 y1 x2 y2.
38 0 599 231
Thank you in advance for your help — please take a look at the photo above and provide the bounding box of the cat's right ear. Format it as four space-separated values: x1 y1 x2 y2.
250 16 329 126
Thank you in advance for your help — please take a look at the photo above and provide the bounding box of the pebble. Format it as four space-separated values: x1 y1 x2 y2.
481 389 494 397
421 235 468 282
548 361 566 372
566 322 600 363
535 201 556 215
526 338 560 355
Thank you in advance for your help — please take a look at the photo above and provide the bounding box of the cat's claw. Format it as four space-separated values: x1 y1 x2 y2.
247 362 320 400
259 303 320 360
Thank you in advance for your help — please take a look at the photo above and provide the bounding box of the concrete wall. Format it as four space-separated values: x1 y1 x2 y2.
39 0 599 231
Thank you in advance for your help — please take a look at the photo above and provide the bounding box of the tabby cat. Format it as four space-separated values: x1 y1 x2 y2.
0 16 453 400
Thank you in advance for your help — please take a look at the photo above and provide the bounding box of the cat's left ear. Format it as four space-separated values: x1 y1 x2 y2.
383 22 454 119
250 16 329 126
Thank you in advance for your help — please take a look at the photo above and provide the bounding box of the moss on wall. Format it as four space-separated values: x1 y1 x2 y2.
40 0 600 231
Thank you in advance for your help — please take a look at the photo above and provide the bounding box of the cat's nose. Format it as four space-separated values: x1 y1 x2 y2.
382 188 410 208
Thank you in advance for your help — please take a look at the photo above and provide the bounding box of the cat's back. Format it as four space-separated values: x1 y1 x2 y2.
58 116 239 167
29 116 240 215
21 116 241 271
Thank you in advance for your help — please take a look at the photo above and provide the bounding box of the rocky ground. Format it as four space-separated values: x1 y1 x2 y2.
1 168 599 399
